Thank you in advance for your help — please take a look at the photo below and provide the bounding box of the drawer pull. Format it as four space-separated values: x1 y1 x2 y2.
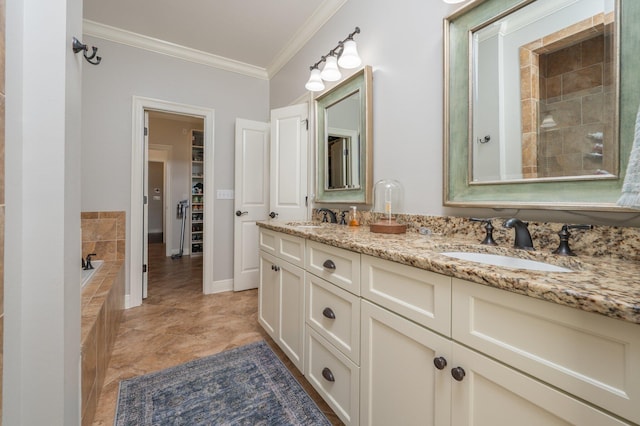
322 307 336 319
451 367 466 382
322 259 336 270
433 357 447 370
271 264 280 272
322 367 335 382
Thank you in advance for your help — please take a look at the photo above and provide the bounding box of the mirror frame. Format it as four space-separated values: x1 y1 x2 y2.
315 65 373 204
444 0 640 211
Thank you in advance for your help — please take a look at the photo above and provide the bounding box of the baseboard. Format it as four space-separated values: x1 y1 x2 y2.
204 278 233 294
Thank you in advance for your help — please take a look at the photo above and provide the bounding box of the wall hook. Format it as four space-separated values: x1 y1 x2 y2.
72 37 102 65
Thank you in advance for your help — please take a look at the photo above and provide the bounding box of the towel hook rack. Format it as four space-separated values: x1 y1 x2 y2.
72 37 102 65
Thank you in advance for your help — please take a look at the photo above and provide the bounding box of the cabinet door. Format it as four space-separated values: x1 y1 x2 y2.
277 262 305 373
258 252 279 339
451 343 629 426
360 300 452 426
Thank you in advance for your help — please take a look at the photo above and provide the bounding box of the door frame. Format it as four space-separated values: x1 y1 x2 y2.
130 96 215 308
149 144 173 257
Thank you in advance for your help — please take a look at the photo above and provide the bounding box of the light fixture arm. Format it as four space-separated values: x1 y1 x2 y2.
309 27 360 70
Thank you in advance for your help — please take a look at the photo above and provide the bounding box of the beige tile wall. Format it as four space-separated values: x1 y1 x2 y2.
519 12 615 179
80 211 126 426
81 211 126 261
1 0 6 422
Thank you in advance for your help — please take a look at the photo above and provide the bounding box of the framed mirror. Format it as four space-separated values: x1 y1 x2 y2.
444 0 640 210
315 66 373 203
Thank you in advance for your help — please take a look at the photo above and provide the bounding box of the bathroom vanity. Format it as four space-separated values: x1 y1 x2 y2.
257 221 640 425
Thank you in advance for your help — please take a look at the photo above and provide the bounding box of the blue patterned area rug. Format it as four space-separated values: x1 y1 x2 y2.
115 340 331 425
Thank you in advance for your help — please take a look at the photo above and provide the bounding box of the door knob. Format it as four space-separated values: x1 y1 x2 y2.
269 212 278 219
235 210 248 216
451 366 466 381
433 357 447 370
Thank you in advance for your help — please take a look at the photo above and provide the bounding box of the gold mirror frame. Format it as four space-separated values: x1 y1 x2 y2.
444 0 640 211
315 66 373 204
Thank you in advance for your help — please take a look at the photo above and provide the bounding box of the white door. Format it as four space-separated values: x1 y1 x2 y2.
233 119 270 291
142 110 149 299
270 104 308 222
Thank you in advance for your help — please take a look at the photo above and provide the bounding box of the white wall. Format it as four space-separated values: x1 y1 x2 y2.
5 0 82 423
81 37 270 291
270 0 640 227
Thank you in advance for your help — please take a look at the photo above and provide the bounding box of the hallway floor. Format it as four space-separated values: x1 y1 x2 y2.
92 243 342 425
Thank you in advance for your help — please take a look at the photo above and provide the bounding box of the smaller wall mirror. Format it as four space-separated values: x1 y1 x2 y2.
316 66 373 204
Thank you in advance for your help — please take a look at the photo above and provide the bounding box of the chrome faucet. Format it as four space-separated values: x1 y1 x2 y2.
317 208 337 224
503 218 534 250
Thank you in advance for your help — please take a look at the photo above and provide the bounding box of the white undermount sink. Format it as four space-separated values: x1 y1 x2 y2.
441 252 573 273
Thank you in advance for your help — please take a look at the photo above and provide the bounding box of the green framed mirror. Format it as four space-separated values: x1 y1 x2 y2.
444 0 640 210
315 66 373 204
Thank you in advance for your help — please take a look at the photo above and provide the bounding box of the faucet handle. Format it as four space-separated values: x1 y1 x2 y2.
552 224 593 256
470 218 498 245
339 211 348 226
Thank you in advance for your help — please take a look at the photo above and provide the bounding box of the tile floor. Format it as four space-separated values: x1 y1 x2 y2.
92 243 342 425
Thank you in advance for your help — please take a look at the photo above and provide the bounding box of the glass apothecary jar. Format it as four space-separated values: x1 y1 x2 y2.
370 179 406 234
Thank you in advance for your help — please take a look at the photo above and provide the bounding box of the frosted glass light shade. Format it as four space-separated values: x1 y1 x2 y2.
305 68 325 91
443 0 466 3
321 55 342 81
338 40 361 69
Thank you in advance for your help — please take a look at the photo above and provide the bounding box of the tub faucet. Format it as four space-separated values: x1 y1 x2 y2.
317 208 337 223
503 218 534 250
84 253 97 270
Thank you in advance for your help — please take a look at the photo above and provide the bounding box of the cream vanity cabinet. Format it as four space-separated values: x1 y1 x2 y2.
304 240 362 425
259 229 639 425
360 254 635 426
258 228 306 372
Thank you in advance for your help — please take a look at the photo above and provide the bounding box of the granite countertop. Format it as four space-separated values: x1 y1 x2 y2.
258 220 640 325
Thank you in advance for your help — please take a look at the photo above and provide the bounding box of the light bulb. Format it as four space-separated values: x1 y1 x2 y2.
320 55 342 81
443 0 466 3
338 39 361 69
305 67 325 91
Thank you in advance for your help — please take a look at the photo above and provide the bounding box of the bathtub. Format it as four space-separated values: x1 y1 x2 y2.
81 260 104 288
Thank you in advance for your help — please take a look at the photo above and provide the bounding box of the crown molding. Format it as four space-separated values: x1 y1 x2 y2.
83 19 269 80
266 0 349 78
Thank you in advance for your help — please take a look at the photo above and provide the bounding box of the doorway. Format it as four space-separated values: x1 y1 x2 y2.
145 111 205 299
130 96 215 308
147 161 164 244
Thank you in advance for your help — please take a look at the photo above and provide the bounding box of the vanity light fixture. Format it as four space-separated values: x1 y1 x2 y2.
305 27 361 92
321 54 342 81
305 66 325 91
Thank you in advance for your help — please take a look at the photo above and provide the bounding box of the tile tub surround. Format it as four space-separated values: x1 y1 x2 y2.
81 260 125 426
81 211 126 261
260 218 640 324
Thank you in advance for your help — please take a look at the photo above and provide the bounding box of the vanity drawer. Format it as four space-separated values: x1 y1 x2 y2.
306 327 360 425
361 255 452 336
452 278 640 424
306 273 360 364
259 228 305 268
306 240 361 295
